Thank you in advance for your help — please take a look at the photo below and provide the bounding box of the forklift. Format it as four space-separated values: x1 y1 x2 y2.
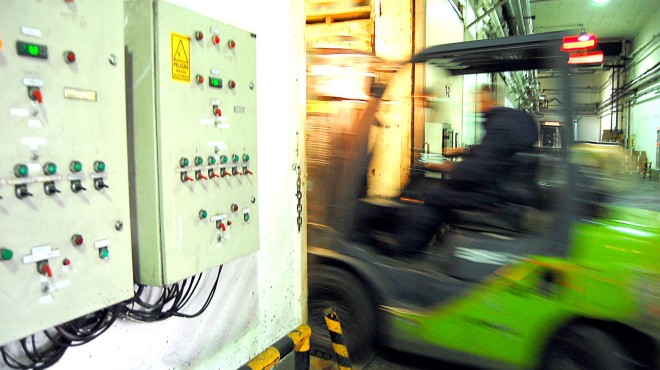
307 32 659 369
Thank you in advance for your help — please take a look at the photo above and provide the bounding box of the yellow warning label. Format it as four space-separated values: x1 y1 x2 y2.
171 32 190 82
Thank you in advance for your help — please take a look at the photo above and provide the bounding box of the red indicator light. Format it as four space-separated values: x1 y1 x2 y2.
213 35 221 45
228 40 236 49
196 74 205 84
64 51 76 63
561 34 597 51
63 258 71 266
568 51 604 64
195 31 204 41
71 234 84 246
228 80 236 89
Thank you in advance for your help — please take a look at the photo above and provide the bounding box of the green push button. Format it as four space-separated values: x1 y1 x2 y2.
243 154 250 162
43 162 57 175
1 248 13 261
195 156 204 166
180 157 190 167
220 155 228 164
94 161 106 172
231 154 239 163
14 164 29 178
99 247 109 259
208 156 217 165
243 213 250 222
199 209 208 219
70 161 83 173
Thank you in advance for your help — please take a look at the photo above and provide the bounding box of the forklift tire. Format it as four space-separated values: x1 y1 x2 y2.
541 325 634 370
308 265 377 366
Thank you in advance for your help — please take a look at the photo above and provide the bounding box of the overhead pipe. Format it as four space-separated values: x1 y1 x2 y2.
509 0 526 36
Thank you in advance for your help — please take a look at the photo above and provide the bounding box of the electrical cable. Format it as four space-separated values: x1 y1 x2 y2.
174 266 222 318
1 333 68 370
126 266 223 322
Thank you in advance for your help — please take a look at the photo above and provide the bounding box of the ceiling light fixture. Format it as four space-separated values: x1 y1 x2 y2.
592 0 608 4
561 34 597 51
568 51 604 64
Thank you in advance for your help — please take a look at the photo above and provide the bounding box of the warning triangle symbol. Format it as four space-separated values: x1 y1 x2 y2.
174 40 188 62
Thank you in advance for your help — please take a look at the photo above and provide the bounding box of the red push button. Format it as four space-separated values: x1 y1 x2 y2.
71 234 84 246
228 40 236 49
212 35 221 45
228 80 236 89
196 74 205 84
63 258 71 266
64 51 76 63
195 31 204 41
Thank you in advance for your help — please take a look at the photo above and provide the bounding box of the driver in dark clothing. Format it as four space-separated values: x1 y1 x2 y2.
389 85 538 254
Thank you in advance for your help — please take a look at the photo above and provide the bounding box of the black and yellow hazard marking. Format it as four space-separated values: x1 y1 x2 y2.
237 325 311 370
323 308 352 370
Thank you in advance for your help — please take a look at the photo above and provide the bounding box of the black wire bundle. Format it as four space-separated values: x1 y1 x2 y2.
0 334 68 370
126 266 222 322
0 305 119 369
51 304 121 346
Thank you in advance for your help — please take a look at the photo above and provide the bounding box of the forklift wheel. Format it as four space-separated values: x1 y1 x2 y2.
541 325 634 370
308 265 377 366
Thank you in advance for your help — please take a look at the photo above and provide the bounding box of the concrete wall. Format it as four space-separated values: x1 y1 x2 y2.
629 6 660 166
22 1 307 369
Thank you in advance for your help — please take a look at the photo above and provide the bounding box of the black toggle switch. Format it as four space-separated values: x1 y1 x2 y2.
44 182 61 195
94 178 109 190
71 180 86 193
15 185 33 199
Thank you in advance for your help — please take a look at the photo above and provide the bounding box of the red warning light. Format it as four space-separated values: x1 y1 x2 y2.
561 34 597 51
568 51 604 65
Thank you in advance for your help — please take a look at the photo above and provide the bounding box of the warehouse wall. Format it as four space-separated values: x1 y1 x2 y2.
628 6 660 167
41 1 307 369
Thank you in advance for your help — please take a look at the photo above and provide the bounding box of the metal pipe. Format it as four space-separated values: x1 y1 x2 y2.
466 0 509 30
510 0 526 35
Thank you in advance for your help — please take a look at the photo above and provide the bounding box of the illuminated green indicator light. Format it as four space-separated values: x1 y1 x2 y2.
195 156 204 166
1 248 13 261
94 161 106 172
232 154 239 163
243 154 250 162
70 161 83 173
16 41 48 59
208 156 217 165
99 248 109 259
180 158 189 167
209 77 222 88
199 210 208 219
220 155 228 164
44 162 57 175
14 164 29 178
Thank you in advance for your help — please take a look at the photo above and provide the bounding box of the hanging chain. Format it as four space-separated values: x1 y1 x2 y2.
294 130 303 232
296 167 303 232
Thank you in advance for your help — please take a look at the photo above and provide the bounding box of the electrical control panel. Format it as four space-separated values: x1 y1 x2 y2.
0 2 134 345
125 1 260 286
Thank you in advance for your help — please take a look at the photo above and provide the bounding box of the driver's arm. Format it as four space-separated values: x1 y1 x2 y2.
442 147 470 157
425 161 456 173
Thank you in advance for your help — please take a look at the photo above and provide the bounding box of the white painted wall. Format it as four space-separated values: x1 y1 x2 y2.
629 6 660 165
5 1 307 369
576 116 601 142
